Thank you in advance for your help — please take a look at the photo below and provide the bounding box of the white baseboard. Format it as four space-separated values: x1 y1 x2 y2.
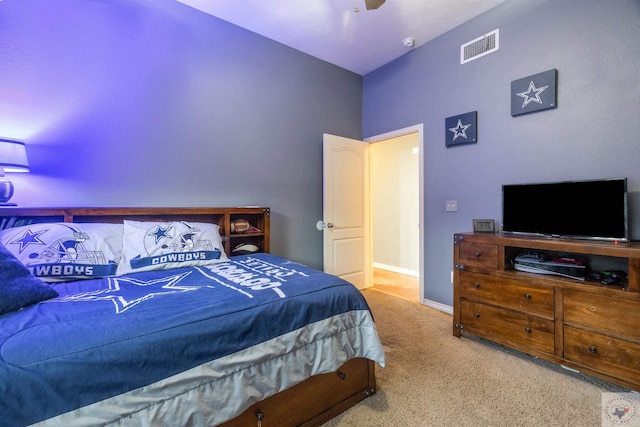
373 262 419 277
421 298 453 315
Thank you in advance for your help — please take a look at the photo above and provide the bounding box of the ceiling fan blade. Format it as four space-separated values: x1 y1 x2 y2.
365 0 385 10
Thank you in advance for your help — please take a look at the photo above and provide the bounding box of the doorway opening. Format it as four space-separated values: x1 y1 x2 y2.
366 125 423 304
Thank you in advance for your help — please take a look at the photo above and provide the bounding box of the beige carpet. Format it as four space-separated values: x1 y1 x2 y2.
321 288 630 427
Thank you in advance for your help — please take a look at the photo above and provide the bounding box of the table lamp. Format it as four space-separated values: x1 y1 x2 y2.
0 138 30 205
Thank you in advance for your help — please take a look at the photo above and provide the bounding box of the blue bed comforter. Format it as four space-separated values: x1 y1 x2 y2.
0 254 384 426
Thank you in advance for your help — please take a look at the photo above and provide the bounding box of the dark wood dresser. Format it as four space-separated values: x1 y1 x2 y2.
453 232 640 390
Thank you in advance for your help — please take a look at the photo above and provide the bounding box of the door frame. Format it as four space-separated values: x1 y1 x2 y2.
365 124 424 305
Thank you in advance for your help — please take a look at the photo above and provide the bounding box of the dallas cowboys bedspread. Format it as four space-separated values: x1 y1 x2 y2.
0 254 386 426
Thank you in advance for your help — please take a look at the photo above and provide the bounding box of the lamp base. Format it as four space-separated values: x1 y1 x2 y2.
0 176 14 204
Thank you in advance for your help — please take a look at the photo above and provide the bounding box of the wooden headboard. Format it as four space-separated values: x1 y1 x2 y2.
0 207 270 257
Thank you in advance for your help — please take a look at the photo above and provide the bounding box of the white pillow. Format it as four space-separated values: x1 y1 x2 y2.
117 220 228 275
0 223 123 282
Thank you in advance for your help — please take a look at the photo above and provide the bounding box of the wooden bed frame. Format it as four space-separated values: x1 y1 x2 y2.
0 207 376 427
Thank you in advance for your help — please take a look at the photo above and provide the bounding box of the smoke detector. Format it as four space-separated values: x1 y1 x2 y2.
402 37 415 48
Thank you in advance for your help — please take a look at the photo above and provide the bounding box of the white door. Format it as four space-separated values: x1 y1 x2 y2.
322 133 371 289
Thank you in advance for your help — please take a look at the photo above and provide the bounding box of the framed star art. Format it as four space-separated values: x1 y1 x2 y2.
511 69 557 116
446 111 477 147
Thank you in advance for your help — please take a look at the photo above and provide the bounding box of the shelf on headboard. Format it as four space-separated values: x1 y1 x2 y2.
0 207 271 257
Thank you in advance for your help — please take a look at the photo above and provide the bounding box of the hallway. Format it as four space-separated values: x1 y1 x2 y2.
371 268 419 303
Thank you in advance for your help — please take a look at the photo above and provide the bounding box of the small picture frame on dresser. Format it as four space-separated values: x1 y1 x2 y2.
473 219 495 233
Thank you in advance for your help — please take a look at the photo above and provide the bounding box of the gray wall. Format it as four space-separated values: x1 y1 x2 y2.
362 0 640 306
0 0 363 270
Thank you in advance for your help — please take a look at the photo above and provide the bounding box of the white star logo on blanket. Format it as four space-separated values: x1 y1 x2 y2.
56 271 203 313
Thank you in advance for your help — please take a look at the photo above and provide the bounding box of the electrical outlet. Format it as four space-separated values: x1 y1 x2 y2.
446 200 458 212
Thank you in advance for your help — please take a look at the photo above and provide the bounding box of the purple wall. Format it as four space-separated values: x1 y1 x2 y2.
363 0 640 306
0 0 363 269
4 0 638 306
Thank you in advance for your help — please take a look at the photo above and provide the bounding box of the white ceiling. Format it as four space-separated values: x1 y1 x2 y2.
176 0 508 75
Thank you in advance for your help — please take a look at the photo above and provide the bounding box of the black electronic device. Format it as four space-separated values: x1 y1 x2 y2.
502 178 628 242
600 270 628 285
513 252 586 280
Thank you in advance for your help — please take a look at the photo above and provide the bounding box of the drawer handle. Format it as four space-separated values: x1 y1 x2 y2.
589 346 597 354
474 282 480 288
474 312 480 318
337 370 346 380
524 294 532 300
475 252 481 258
524 327 532 334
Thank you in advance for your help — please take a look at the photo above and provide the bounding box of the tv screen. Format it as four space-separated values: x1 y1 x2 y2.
502 178 628 241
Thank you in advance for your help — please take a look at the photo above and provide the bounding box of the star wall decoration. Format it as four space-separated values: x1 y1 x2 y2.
511 69 557 116
449 119 471 140
516 80 548 108
445 111 477 147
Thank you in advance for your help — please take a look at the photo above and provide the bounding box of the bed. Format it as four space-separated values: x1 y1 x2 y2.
0 207 385 427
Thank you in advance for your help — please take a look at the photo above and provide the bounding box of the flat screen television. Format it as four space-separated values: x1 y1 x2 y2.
502 178 628 242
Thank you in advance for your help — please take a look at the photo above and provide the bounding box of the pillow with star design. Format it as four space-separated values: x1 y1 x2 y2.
0 223 123 282
116 220 229 276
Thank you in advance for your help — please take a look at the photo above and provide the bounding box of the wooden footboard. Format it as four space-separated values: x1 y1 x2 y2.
221 358 376 427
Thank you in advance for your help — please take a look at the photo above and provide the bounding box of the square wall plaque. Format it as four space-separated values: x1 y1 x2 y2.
445 111 477 147
511 69 557 116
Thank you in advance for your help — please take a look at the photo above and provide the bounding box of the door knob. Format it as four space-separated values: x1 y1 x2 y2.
316 220 335 230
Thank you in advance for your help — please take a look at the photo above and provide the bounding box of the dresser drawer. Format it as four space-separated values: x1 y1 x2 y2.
460 299 554 354
564 290 640 342
564 326 640 385
459 272 554 319
458 242 498 270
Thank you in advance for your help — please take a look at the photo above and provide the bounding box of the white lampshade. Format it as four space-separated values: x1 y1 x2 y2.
0 138 30 172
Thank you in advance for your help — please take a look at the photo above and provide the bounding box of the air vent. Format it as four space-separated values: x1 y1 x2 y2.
460 29 499 64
